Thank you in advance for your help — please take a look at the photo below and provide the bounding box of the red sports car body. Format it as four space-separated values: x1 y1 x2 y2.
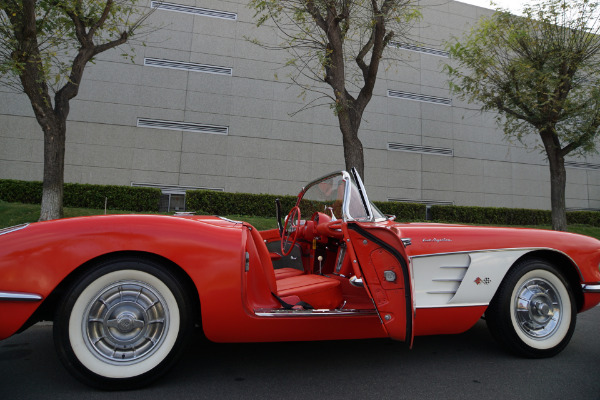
1 170 599 389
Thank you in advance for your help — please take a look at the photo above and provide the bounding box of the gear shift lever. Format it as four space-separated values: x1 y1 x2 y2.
317 256 323 275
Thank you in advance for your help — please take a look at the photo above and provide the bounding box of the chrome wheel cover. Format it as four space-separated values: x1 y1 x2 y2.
83 280 169 364
513 277 562 340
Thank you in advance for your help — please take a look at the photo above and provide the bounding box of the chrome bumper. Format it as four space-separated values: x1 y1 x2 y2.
0 291 43 302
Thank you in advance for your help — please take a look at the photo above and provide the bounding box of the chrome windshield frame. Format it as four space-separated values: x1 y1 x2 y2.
297 170 385 223
350 167 373 221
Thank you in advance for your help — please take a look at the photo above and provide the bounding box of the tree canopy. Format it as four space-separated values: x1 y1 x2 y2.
249 0 421 178
0 0 153 220
445 0 600 230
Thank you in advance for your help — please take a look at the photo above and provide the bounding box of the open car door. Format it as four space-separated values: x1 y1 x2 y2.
343 169 414 344
345 224 413 343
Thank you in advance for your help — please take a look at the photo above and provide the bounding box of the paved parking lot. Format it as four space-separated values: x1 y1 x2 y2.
1 306 599 399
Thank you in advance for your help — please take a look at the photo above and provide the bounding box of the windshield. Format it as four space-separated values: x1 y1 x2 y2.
298 171 385 222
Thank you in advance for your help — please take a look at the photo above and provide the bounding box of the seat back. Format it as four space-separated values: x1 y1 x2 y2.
248 225 277 293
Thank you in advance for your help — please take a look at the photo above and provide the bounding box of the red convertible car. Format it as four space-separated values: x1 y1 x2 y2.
1 169 600 389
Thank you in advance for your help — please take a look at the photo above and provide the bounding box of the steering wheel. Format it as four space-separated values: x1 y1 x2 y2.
281 206 301 256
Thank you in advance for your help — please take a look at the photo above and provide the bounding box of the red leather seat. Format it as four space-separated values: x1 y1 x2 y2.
249 226 342 309
277 274 342 309
274 267 304 280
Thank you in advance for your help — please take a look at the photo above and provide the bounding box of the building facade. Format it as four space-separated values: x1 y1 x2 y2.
1 0 599 211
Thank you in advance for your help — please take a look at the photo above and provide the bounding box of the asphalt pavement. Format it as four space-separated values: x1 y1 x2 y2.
1 306 599 399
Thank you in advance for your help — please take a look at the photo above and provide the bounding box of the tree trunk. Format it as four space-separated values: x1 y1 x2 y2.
39 121 66 221
539 125 568 231
337 105 365 179
547 153 568 231
341 127 365 179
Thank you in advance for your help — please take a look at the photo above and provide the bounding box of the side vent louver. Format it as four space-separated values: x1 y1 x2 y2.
388 90 452 106
388 41 449 58
150 1 237 20
137 118 229 135
388 143 453 157
144 58 232 76
411 253 471 308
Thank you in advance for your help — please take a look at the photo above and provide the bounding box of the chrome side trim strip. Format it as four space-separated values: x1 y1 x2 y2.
427 290 457 295
0 223 29 236
415 303 488 309
254 308 377 317
0 291 43 302
410 247 584 281
582 284 600 293
217 216 243 224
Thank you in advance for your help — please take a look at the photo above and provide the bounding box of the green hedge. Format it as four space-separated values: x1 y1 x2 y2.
567 211 600 227
0 180 43 204
62 183 161 212
4 178 600 226
373 201 427 221
186 190 427 221
186 190 298 217
0 179 161 212
429 205 600 227
429 205 552 225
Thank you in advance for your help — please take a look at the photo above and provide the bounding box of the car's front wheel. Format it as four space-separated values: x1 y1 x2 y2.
486 258 576 358
54 258 193 390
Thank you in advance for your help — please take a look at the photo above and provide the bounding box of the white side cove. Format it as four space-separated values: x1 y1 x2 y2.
410 250 530 308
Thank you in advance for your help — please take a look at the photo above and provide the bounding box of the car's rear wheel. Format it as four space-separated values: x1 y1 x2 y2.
486 258 576 358
54 258 193 390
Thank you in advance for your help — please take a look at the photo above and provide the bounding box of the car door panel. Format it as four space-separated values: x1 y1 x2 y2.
345 223 413 344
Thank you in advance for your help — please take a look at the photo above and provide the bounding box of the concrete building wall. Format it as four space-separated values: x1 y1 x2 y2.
1 0 600 210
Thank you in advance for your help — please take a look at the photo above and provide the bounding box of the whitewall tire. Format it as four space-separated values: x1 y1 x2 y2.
486 258 576 358
54 258 193 389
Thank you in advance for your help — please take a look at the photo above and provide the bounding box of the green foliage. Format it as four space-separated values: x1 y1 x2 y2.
430 204 600 228
446 0 600 231
0 200 280 231
373 200 426 221
0 0 147 91
0 179 43 203
188 190 422 221
0 200 44 227
247 0 421 109
186 190 298 218
62 183 160 212
222 215 278 231
567 210 600 226
0 179 160 212
445 0 600 153
1 1 156 221
430 205 553 226
188 190 600 227
4 179 598 228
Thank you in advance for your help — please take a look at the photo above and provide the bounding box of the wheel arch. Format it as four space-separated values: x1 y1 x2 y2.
512 250 584 312
24 251 201 329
